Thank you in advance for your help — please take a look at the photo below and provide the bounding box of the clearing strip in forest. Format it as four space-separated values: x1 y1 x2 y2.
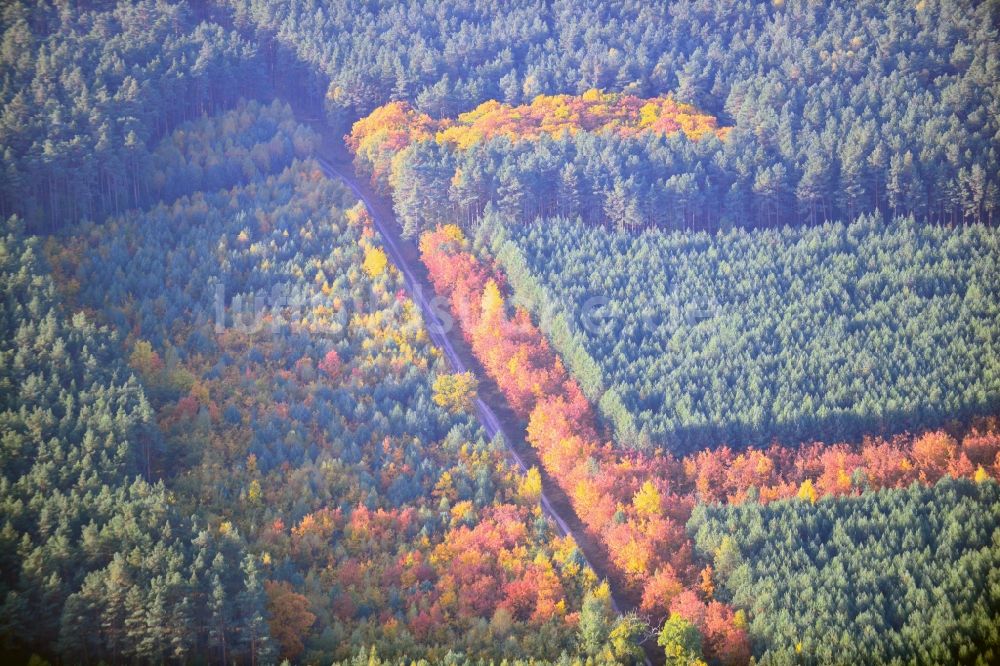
312 148 640 623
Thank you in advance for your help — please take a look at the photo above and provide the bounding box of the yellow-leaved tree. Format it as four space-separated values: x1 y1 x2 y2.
362 245 388 277
797 478 818 503
633 480 663 518
432 371 478 413
481 279 504 322
129 339 163 377
518 467 543 504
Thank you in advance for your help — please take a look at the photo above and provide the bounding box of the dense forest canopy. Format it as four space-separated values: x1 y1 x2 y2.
17 103 642 662
1 0 999 663
0 217 277 661
337 0 999 233
688 478 1000 664
5 0 998 234
0 0 268 231
490 214 1000 452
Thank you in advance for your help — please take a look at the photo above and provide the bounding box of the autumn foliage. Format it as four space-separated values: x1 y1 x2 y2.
432 371 479 413
349 90 728 190
347 101 438 187
436 90 728 147
265 581 317 660
260 498 597 653
681 425 1000 506
419 225 748 663
419 223 1000 664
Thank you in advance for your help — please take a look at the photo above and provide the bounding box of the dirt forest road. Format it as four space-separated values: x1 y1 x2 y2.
316 152 590 548
318 141 644 600
312 146 657 643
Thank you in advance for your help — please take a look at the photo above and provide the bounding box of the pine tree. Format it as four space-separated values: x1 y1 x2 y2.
557 162 581 219
236 555 274 665
497 165 526 220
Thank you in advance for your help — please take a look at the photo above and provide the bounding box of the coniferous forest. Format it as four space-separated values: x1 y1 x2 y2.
2 0 999 664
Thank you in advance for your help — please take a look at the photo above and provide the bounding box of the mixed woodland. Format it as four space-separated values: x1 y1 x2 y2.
2 0 1000 663
8 100 640 663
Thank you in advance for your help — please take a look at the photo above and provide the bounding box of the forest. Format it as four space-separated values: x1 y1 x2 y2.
487 213 1000 452
10 101 643 663
418 220 1000 662
2 0 999 663
334 0 998 235
688 478 1000 664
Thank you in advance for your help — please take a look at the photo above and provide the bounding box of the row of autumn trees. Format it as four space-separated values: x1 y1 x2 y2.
420 225 752 664
485 213 1000 453
0 0 269 231
417 222 1000 664
325 0 999 234
347 92 741 236
25 101 646 663
225 0 999 232
350 87 996 240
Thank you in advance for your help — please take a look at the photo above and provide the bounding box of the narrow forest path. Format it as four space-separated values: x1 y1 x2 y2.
317 153 583 538
310 136 658 662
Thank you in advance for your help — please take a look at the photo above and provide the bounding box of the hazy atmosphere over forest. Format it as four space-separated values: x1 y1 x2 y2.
1 1 999 664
